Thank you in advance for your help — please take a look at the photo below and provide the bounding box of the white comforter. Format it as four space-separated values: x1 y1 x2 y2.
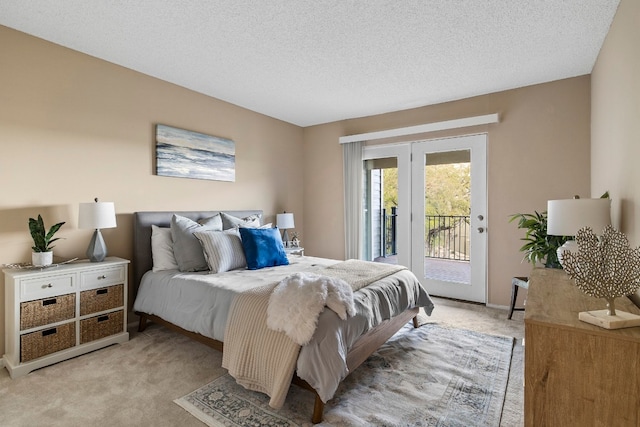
133 255 434 402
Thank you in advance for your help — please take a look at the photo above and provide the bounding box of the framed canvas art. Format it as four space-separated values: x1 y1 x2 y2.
156 124 235 182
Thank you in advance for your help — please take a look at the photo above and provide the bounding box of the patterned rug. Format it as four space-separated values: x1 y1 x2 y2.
175 323 515 426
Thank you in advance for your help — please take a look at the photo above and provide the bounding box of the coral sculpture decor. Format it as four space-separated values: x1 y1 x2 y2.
562 225 640 329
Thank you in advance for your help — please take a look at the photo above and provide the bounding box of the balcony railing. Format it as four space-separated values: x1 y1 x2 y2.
381 210 470 262
382 207 397 257
425 215 470 261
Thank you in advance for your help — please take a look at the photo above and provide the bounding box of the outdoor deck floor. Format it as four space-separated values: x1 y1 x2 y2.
373 255 471 284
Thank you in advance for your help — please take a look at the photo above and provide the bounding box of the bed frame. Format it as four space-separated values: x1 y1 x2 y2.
132 210 419 423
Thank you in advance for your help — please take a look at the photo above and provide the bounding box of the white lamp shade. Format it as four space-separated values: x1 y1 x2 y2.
78 202 117 230
276 213 295 230
547 198 611 236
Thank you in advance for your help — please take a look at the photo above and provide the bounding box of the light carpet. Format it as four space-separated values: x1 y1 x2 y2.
175 323 515 426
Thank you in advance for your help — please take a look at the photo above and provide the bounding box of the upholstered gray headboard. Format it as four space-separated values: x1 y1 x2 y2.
132 210 263 295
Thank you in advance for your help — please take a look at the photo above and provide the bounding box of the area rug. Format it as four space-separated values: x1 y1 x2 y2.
175 323 515 427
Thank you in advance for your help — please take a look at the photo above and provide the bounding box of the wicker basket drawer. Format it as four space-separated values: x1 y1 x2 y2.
80 310 124 344
80 284 123 316
21 322 76 362
20 293 76 330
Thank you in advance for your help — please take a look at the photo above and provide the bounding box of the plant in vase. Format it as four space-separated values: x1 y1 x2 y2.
509 210 568 268
28 214 65 267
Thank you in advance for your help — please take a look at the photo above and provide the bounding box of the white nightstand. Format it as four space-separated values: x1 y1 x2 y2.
3 257 129 378
284 247 304 256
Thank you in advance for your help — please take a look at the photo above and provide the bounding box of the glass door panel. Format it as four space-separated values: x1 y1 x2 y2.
363 157 399 264
362 144 411 268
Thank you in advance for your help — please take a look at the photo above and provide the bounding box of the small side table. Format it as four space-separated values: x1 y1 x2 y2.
508 276 529 320
284 247 304 256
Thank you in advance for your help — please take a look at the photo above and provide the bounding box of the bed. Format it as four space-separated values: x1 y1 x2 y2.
132 210 434 423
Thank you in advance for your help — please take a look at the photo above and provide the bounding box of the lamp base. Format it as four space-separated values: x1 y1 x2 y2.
579 309 640 329
282 229 290 248
557 239 579 267
86 229 108 262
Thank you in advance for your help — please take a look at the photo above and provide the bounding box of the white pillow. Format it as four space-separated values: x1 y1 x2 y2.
193 229 247 273
151 225 179 272
220 212 262 230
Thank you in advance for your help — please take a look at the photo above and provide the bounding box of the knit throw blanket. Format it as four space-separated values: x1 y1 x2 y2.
323 259 406 291
222 282 297 409
221 260 406 409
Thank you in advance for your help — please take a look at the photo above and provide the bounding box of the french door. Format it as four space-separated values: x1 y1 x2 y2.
411 135 487 303
362 134 487 303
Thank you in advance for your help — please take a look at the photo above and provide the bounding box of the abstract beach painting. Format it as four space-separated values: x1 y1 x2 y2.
156 124 235 182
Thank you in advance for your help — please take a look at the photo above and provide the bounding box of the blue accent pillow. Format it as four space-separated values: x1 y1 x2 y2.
239 227 289 270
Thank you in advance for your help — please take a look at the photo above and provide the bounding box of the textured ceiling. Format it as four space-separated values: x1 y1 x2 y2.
0 1 620 127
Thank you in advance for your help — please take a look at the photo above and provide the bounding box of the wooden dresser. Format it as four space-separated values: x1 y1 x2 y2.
524 267 640 426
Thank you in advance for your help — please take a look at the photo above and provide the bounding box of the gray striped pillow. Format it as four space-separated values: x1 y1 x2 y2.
193 229 246 273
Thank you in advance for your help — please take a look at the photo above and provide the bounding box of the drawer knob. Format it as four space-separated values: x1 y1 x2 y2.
41 283 53 289
98 275 107 280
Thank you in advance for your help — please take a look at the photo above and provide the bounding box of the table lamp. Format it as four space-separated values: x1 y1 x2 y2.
276 212 295 247
78 198 117 262
547 196 611 266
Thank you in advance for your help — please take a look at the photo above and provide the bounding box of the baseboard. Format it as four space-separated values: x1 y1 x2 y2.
0 357 5 369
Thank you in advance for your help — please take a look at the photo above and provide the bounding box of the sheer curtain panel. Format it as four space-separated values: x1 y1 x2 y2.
342 140 364 259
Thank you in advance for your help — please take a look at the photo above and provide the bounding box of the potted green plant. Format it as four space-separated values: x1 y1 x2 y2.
29 214 65 267
509 210 568 268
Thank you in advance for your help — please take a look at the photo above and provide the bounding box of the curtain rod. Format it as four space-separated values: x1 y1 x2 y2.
338 113 499 144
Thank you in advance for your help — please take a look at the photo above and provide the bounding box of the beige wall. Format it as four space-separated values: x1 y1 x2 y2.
0 21 599 356
591 0 640 246
303 77 592 307
0 26 305 353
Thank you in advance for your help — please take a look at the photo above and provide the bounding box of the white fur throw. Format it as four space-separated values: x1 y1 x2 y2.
267 272 356 346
